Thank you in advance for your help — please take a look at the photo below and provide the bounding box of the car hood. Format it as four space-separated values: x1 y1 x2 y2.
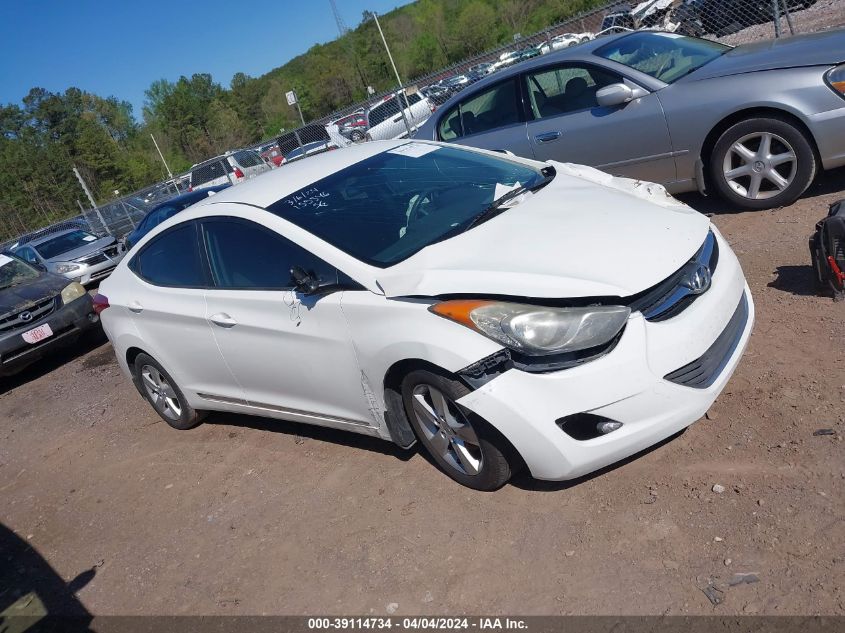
43 236 116 263
686 30 845 82
0 272 67 315
376 163 711 299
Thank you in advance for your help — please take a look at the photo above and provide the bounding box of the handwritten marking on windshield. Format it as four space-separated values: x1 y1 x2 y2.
286 187 331 210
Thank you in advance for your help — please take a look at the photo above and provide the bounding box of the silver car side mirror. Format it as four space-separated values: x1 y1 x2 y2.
597 83 636 107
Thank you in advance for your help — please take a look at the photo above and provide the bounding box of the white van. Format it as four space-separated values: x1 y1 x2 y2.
364 92 435 141
189 150 270 191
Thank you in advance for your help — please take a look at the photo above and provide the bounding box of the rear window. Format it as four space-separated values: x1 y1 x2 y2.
191 159 232 186
233 150 263 168
131 223 206 287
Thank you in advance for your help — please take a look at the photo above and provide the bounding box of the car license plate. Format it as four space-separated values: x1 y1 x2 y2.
21 323 53 344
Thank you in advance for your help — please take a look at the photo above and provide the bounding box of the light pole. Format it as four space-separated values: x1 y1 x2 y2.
372 12 412 137
151 133 179 194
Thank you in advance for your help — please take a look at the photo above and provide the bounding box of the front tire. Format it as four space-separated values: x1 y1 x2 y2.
401 369 514 490
708 116 816 210
133 353 205 430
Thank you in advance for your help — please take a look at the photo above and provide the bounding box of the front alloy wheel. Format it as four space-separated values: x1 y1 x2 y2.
721 132 797 201
709 116 816 210
401 369 514 490
411 384 483 476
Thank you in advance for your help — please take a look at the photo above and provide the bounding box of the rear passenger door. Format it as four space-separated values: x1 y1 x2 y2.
127 221 243 403
436 77 534 157
522 62 676 182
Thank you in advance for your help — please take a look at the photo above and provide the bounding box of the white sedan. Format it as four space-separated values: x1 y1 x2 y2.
97 140 753 490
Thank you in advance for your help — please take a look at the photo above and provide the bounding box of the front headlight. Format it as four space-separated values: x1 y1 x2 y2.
61 281 87 305
430 300 630 356
53 262 81 274
826 64 845 98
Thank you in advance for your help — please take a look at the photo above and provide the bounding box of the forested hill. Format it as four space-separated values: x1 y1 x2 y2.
0 0 603 239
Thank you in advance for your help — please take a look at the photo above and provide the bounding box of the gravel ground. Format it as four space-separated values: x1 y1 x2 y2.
1 169 844 616
720 0 845 45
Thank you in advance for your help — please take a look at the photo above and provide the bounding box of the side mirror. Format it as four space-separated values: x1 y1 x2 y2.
290 266 320 294
596 83 635 107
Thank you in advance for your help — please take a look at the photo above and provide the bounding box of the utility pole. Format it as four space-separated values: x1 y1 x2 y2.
150 133 178 194
373 12 413 137
73 166 110 235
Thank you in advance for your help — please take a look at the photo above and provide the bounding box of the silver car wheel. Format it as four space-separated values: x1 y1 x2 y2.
722 132 797 200
141 364 182 421
411 384 483 476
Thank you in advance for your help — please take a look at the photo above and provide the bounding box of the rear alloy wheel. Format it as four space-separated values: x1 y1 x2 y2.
134 353 204 430
401 369 513 490
709 116 816 210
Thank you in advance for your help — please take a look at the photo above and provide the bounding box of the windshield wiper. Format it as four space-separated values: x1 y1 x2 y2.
463 166 556 232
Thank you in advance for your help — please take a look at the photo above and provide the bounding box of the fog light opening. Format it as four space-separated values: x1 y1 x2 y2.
597 420 623 435
556 413 622 441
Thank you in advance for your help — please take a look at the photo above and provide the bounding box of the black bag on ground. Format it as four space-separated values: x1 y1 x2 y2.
809 199 845 300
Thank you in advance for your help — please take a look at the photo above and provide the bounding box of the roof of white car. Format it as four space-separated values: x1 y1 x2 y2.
192 139 418 210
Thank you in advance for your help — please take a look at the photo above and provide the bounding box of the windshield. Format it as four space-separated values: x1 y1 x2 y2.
594 32 730 83
33 230 99 259
266 144 547 267
0 254 39 289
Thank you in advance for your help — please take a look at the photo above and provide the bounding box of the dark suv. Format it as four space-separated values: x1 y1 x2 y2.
0 253 99 376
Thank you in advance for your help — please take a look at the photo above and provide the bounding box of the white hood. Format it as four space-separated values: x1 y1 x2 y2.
377 163 711 299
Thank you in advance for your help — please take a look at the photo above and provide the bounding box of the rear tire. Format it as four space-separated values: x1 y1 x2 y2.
708 116 816 210
133 353 205 430
401 369 514 491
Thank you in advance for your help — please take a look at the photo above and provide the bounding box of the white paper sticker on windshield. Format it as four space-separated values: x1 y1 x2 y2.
494 181 522 201
387 143 440 158
82 235 97 241
655 32 684 38
0 254 12 268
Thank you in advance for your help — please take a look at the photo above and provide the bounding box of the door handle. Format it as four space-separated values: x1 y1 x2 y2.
209 312 237 328
128 301 143 314
535 131 561 143
392 115 403 123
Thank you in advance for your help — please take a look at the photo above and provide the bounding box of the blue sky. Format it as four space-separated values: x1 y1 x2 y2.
0 0 411 119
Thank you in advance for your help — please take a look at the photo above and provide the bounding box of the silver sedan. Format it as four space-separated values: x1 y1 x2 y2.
415 29 845 209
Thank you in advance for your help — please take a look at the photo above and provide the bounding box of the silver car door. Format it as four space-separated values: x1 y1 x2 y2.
523 62 676 183
436 77 533 157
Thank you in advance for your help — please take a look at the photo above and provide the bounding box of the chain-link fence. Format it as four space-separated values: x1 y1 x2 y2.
8 0 839 246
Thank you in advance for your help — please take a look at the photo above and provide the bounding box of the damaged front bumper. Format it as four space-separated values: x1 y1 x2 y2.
454 229 754 481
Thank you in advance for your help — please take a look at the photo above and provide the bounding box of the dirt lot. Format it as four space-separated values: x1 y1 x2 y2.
721 0 845 46
2 169 845 617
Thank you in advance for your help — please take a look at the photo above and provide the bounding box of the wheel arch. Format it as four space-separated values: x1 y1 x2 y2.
699 106 821 186
382 358 525 473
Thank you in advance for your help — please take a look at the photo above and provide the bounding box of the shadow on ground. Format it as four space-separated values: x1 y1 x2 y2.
768 265 821 297
678 166 845 216
0 522 94 631
205 411 416 462
0 329 108 397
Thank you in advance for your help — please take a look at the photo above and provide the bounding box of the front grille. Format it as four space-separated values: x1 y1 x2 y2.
0 296 59 333
630 231 719 322
77 253 107 265
664 293 749 389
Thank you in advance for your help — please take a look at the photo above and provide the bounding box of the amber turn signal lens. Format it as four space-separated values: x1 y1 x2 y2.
428 299 492 329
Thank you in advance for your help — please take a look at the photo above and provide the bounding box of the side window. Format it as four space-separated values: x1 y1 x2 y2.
234 150 262 168
16 247 38 264
405 93 422 106
192 160 231 186
459 79 520 138
368 99 399 128
131 223 206 287
202 219 335 290
438 104 462 141
525 64 622 118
